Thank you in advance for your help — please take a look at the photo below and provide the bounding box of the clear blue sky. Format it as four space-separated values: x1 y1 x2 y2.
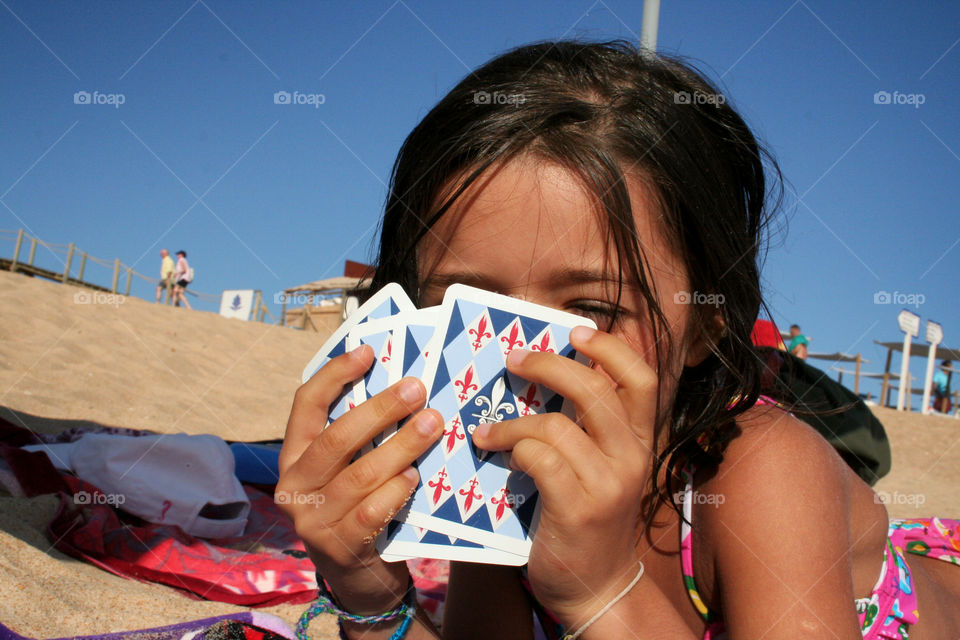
2 1 958 406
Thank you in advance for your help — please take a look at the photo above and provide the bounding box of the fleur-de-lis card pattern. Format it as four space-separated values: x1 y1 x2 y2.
396 284 596 556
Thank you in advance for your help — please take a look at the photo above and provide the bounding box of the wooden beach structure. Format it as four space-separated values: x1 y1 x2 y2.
873 340 960 411
279 276 371 332
809 352 866 395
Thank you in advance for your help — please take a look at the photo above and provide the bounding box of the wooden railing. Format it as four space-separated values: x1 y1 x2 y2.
0 228 218 303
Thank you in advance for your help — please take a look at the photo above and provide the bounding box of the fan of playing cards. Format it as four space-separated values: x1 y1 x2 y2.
301 283 597 566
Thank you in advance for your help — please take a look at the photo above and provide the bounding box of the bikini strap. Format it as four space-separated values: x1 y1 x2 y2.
679 464 716 622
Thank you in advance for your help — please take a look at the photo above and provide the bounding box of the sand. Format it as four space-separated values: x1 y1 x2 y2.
0 269 957 636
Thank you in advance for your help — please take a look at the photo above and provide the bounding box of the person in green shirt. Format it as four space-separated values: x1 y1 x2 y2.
788 324 809 360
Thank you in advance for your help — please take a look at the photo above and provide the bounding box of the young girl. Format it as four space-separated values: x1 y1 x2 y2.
278 40 960 639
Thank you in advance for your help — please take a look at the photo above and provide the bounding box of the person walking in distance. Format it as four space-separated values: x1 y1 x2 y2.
155 249 175 304
171 250 192 310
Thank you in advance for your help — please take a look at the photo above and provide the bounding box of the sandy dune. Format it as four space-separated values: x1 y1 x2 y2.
0 269 956 636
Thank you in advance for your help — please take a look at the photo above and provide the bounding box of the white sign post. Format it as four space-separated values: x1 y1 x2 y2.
896 309 920 411
921 320 943 413
219 289 256 320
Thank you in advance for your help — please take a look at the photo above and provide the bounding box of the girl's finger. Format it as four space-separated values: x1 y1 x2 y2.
284 376 428 490
279 345 374 474
295 467 420 565
505 347 646 459
340 467 421 551
472 412 608 490
321 409 444 513
568 326 658 393
506 437 586 509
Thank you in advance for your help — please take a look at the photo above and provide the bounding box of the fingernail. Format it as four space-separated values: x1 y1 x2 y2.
474 422 491 440
398 379 423 404
570 325 596 344
401 467 419 483
413 411 439 436
350 344 367 358
507 349 529 366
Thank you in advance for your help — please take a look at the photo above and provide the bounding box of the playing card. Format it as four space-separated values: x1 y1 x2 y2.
300 282 415 384
300 283 415 426
378 518 527 565
396 284 597 555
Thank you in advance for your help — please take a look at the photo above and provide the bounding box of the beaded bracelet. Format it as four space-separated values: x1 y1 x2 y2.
296 575 417 640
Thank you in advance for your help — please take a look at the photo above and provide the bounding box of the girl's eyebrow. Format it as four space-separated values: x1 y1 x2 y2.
422 268 632 292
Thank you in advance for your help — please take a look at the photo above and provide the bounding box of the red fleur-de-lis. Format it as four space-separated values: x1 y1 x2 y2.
381 339 392 363
429 469 451 505
517 383 541 416
348 400 356 411
490 487 513 521
469 315 492 351
455 366 478 402
500 322 524 354
444 416 465 453
530 333 554 353
459 477 482 513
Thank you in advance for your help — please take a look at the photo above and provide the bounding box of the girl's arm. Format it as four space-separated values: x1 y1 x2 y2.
700 409 873 639
442 562 533 639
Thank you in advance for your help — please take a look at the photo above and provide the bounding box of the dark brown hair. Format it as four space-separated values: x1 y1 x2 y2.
368 40 782 526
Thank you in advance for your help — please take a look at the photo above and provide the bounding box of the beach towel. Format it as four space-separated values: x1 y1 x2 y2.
0 417 450 621
0 612 294 640
0 419 316 607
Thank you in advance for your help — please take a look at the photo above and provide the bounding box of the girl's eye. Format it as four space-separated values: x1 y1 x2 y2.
568 300 622 322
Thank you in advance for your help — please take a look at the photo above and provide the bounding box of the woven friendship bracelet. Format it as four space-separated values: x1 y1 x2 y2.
296 575 417 640
561 561 645 640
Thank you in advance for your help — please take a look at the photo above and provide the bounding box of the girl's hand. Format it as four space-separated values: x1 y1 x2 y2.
276 345 444 615
471 326 657 629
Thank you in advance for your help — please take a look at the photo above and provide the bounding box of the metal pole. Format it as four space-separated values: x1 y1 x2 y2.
897 332 912 411
641 0 661 53
62 243 75 283
27 237 37 266
922 322 943 413
77 253 87 282
124 267 132 295
10 229 24 272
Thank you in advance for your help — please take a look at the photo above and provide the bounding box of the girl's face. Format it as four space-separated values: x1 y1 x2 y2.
416 155 712 424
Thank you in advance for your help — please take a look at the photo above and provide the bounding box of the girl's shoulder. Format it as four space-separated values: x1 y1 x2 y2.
696 402 873 516
688 404 889 628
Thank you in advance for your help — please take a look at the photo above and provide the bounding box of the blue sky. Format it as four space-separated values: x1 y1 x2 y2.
1 1 958 406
